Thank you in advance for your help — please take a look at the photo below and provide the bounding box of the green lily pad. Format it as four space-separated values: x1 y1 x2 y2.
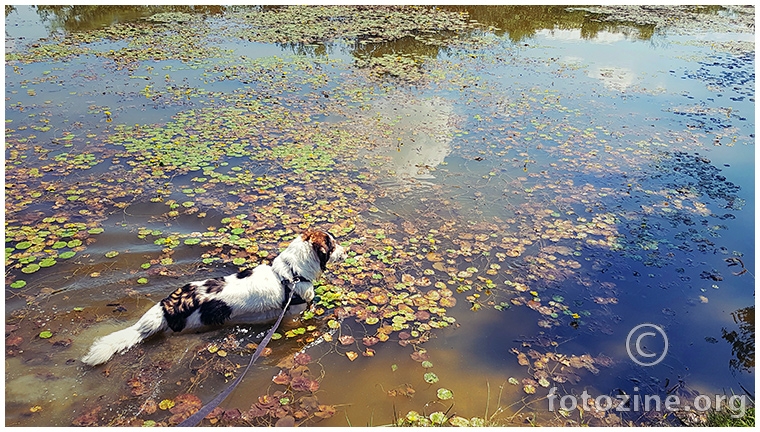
15 241 32 250
39 331 53 339
105 250 119 258
10 280 26 289
21 264 41 274
59 251 76 259
39 257 57 268
437 388 453 400
137 277 148 284
88 228 104 234
423 372 439 384
429 412 447 424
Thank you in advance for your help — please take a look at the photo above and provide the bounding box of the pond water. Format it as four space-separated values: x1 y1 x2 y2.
4 5 755 427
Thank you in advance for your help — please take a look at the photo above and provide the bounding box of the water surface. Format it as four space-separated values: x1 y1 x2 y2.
5 5 754 427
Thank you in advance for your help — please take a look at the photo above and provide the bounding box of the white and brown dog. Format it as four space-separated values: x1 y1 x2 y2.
81 229 346 366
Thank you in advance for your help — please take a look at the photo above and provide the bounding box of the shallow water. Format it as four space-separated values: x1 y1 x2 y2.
5 5 755 427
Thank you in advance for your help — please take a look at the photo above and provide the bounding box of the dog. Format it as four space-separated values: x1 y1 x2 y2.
81 229 346 366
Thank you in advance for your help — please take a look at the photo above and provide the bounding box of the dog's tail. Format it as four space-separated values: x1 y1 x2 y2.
81 303 167 366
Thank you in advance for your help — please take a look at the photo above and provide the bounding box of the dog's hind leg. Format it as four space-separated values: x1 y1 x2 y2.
81 303 167 366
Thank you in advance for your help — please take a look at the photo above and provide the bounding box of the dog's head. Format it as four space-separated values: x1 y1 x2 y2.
301 229 347 270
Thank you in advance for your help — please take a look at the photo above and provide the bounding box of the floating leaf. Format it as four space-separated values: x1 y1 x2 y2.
346 351 358 361
39 331 53 339
448 416 470 427
338 335 355 345
436 388 453 400
158 399 175 410
439 296 457 307
429 411 447 424
10 280 26 289
22 264 41 274
272 371 290 385
105 250 119 258
423 372 439 384
137 278 148 284
39 258 56 268
59 251 76 259
15 241 32 250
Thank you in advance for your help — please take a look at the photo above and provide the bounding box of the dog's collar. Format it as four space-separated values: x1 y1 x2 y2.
281 275 309 309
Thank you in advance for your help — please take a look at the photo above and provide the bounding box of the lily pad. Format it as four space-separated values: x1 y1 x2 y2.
39 257 57 268
436 388 453 400
423 372 439 384
21 264 41 274
15 241 32 250
10 280 27 289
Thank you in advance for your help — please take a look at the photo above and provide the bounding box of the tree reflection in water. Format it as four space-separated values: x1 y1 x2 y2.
722 305 755 374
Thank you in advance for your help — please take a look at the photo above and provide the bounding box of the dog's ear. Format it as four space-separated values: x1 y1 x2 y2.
303 230 331 270
313 240 329 271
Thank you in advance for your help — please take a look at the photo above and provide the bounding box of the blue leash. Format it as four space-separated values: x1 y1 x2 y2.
177 288 295 426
